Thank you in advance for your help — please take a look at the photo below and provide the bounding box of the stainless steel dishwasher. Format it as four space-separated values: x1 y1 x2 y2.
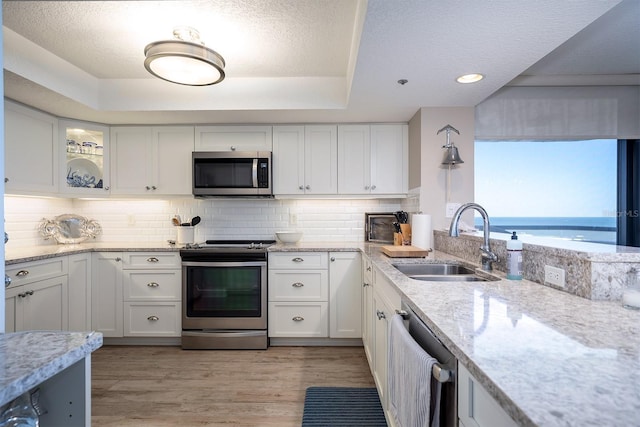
398 301 458 427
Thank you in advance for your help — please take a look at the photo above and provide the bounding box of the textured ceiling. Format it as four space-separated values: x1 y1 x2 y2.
2 0 637 125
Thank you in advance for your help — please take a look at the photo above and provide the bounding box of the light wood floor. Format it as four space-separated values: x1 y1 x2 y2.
91 345 376 427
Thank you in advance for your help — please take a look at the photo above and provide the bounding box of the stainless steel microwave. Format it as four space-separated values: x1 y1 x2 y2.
192 151 272 197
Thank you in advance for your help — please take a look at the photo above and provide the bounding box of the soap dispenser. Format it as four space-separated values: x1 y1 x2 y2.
506 231 523 280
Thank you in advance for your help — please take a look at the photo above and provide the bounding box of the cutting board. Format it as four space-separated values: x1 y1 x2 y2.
381 245 430 258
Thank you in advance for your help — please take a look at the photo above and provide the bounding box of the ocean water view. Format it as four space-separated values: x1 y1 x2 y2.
474 217 617 245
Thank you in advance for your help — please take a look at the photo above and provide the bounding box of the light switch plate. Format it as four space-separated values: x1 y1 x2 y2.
445 202 462 218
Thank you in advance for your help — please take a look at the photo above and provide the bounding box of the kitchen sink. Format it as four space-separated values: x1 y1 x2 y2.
392 263 499 282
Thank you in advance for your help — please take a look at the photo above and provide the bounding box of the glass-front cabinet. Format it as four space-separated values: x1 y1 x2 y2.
59 120 110 196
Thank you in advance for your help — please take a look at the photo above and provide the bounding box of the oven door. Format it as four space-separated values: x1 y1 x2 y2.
182 261 267 330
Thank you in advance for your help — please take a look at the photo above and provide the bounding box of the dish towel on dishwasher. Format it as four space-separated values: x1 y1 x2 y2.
388 314 441 427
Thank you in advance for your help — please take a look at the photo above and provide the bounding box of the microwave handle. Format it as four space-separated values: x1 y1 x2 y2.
252 158 258 188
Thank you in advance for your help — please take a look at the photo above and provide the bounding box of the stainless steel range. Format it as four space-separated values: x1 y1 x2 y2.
180 240 275 350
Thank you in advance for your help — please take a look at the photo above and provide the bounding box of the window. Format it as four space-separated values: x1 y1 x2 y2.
474 139 617 244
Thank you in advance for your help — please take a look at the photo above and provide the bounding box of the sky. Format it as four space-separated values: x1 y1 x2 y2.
474 139 617 217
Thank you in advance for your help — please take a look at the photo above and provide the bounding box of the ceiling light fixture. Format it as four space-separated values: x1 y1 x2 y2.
144 27 225 86
456 73 484 84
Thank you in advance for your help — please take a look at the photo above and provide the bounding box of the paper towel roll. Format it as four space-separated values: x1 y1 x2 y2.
411 214 432 250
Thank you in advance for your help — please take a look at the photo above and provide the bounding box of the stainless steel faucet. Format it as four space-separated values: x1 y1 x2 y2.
449 203 498 271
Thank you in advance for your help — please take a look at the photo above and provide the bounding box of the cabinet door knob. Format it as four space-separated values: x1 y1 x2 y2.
292 257 304 263
146 257 159 263
4 178 8 183
363 282 370 287
18 292 27 298
115 257 122 262
104 186 110 191
145 186 151 190
5 275 11 288
147 282 160 288
291 282 304 288
151 186 157 190
376 310 386 320
299 185 304 190
371 185 377 190
147 316 159 321
364 185 370 190
330 257 335 262
26 290 34 296
292 316 304 322
230 146 236 151
16 270 29 277
305 185 311 190
367 266 372 272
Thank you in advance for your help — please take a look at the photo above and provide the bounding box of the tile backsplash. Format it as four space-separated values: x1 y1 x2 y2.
4 195 411 248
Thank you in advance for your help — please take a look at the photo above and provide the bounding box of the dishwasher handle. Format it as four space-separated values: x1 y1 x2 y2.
395 308 454 384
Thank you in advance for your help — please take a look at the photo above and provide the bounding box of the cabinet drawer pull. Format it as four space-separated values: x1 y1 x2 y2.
363 282 370 287
18 292 27 298
26 290 34 296
292 257 304 263
376 310 386 320
291 282 304 288
292 316 304 322
147 282 160 288
146 257 159 263
16 270 29 277
147 316 159 321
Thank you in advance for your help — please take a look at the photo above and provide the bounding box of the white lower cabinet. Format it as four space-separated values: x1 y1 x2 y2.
458 362 517 427
6 276 68 332
361 256 374 366
268 251 362 340
91 252 124 337
268 252 329 337
329 252 362 338
361 261 401 420
68 253 92 331
121 252 182 337
5 257 70 333
91 251 182 338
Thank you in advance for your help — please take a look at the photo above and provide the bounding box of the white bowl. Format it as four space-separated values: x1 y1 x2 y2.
276 231 303 243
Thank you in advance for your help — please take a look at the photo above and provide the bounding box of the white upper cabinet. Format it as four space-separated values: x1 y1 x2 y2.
5 100 59 194
59 119 110 196
195 126 272 152
338 124 408 196
110 126 194 196
273 125 337 195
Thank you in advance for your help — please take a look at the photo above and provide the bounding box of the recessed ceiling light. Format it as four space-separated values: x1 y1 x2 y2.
456 73 484 84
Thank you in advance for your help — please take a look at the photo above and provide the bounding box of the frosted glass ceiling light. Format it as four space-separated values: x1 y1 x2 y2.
144 27 225 86
437 124 464 165
456 73 484 84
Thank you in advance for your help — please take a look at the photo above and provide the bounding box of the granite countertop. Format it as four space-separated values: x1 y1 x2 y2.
5 241 179 264
6 240 640 425
365 246 640 427
0 330 103 407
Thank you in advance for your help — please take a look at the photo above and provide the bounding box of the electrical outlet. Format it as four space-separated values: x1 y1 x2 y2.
289 213 298 225
544 265 565 288
445 202 461 218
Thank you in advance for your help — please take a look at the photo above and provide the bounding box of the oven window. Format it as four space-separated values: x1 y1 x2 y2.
185 265 262 317
194 158 254 188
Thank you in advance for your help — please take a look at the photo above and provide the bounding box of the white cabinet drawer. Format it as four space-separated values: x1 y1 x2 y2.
268 252 328 269
122 252 181 269
124 302 181 337
268 270 328 301
268 302 328 337
123 270 181 300
458 363 517 427
6 257 68 287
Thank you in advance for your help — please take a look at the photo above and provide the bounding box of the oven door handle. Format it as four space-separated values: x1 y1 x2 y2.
182 331 266 338
252 158 258 188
